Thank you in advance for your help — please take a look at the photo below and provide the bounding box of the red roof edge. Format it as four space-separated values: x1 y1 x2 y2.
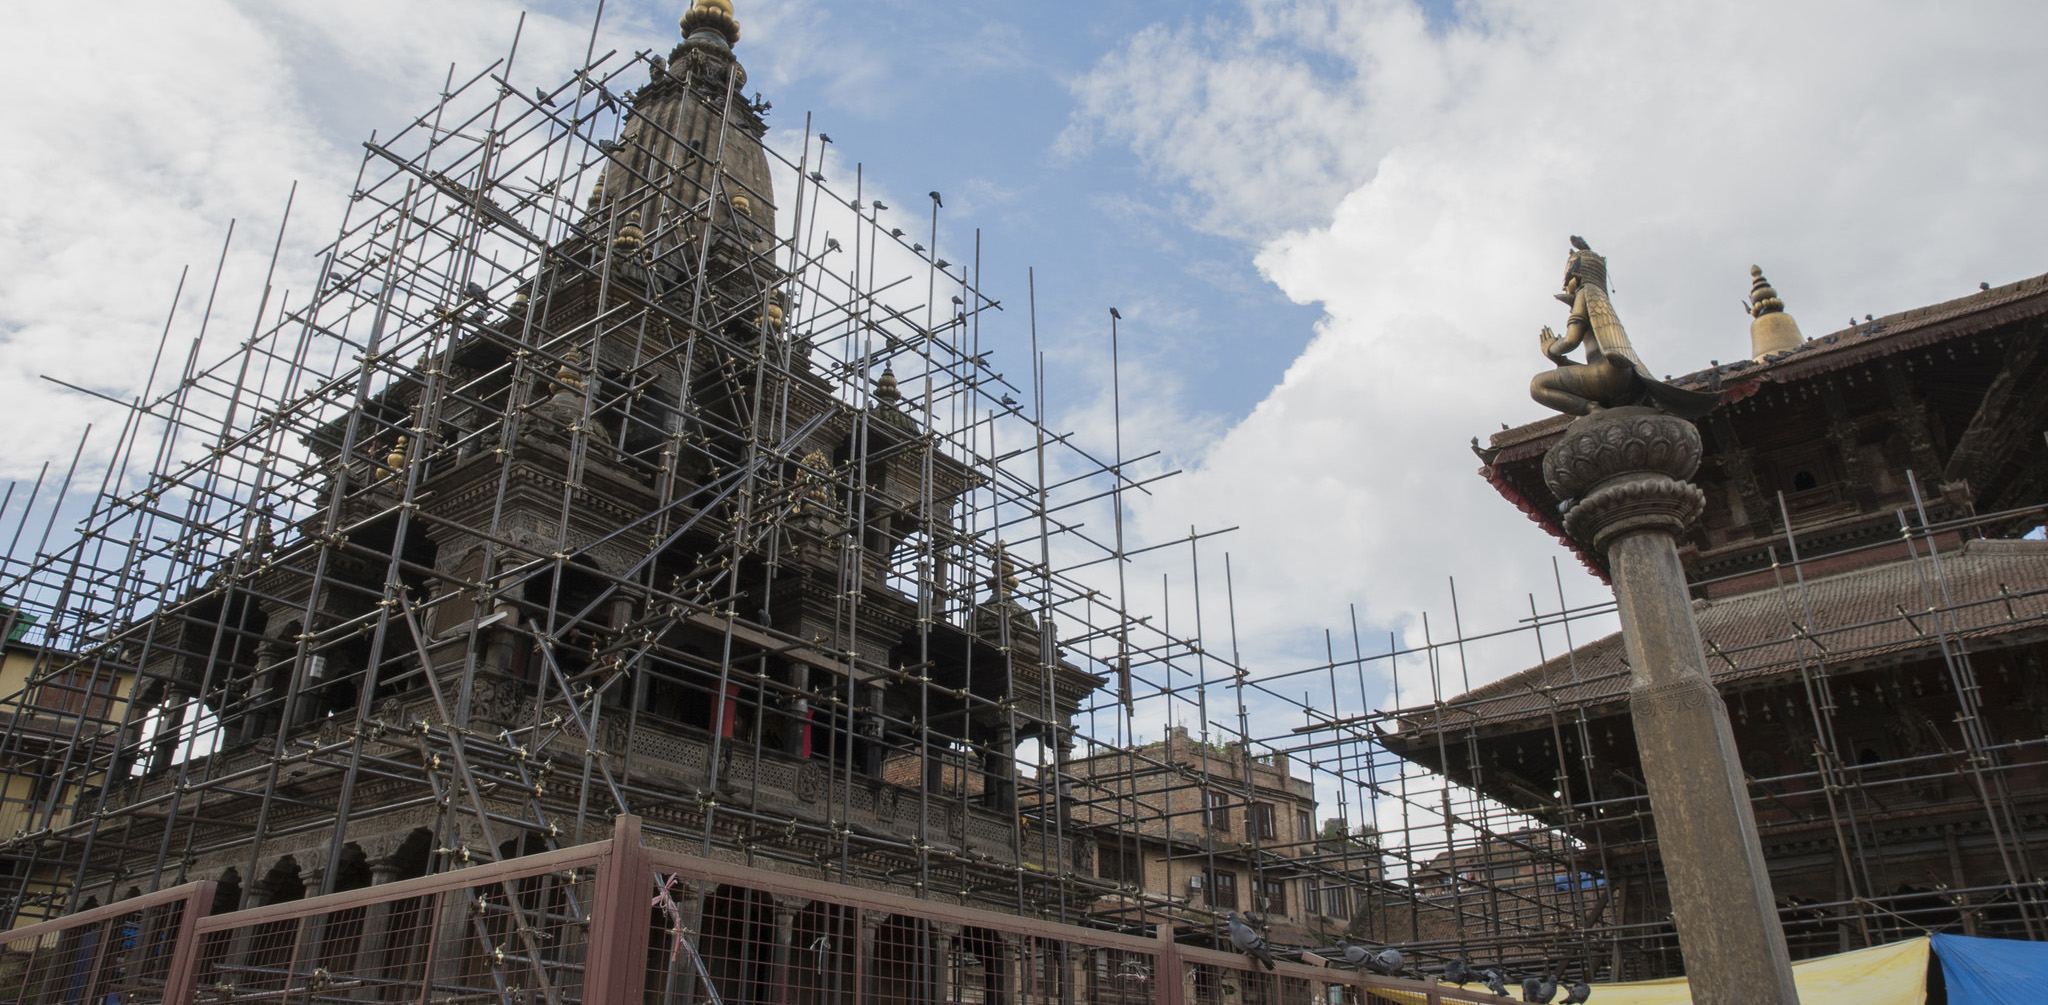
1479 463 1609 585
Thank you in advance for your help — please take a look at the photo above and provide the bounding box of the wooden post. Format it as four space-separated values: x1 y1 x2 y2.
586 814 654 1005
159 881 217 1005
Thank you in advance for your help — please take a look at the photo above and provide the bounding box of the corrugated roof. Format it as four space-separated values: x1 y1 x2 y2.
1395 538 2048 732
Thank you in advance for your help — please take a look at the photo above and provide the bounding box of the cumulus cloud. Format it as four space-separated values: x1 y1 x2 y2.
1070 0 2048 702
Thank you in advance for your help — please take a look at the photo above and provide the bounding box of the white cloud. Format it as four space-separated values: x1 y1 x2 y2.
1069 0 2048 692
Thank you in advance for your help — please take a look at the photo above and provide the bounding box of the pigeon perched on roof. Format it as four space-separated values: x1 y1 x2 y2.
1560 980 1591 1004
464 281 488 301
1226 912 1275 972
1365 948 1404 976
1484 970 1510 997
1333 940 1369 969
1442 958 1481 987
1522 976 1557 1003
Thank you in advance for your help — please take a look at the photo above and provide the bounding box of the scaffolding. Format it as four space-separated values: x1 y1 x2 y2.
0 2 2045 995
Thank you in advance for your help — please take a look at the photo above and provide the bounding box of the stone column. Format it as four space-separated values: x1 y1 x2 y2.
1543 406 1798 1004
666 879 707 1005
999 932 1025 1005
857 909 889 1005
769 895 808 1005
353 856 407 996
931 921 962 1004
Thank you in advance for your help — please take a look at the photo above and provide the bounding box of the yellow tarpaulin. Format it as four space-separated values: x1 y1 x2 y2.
1393 937 1929 1005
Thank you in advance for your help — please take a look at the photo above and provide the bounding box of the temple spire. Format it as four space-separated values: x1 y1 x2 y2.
1746 265 1804 360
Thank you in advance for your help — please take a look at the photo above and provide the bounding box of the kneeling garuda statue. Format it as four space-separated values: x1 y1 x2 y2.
1529 236 1719 419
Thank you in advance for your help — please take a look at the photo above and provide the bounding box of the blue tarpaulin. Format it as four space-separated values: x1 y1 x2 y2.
1931 934 2048 1005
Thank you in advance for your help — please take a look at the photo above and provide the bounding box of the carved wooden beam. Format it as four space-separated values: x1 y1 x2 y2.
1706 412 1774 536
1820 379 1876 509
1881 361 1945 484
1944 323 2045 484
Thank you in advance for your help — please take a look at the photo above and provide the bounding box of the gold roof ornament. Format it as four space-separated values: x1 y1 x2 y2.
798 449 834 512
585 174 605 211
875 365 901 404
731 195 752 218
1746 265 1804 361
681 0 741 45
557 347 588 394
614 213 645 253
991 542 1020 599
762 301 784 331
385 434 410 474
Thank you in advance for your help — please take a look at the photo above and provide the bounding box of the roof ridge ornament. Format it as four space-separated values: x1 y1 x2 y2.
681 0 740 47
1746 264 1804 360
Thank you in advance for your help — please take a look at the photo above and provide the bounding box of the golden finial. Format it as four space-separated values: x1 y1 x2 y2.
557 347 588 394
874 365 901 405
681 0 741 45
385 434 410 474
992 542 1019 598
762 301 784 331
798 449 834 512
585 174 606 211
1746 265 1804 360
614 213 644 253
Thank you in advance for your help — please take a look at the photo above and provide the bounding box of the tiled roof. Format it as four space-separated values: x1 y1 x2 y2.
1394 538 2048 733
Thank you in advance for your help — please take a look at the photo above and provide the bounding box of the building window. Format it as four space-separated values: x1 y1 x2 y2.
1098 843 1144 885
1297 810 1313 844
1207 869 1237 910
1259 877 1287 915
1320 885 1350 919
1304 881 1320 915
1252 803 1277 840
1205 790 1230 831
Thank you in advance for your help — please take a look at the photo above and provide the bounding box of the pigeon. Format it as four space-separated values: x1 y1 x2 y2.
597 138 623 154
1522 976 1557 1003
873 201 888 211
818 133 832 143
1485 970 1510 997
1226 912 1276 972
890 228 905 238
929 191 943 207
1560 981 1590 1004
464 281 489 301
999 394 1017 407
912 243 924 253
808 171 826 183
934 259 951 270
1442 958 1481 987
1109 307 1122 319
1366 949 1404 976
1981 281 1992 291
825 238 841 252
535 86 556 107
1333 940 1370 969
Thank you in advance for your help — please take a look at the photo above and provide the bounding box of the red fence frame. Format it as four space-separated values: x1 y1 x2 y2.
1 818 1508 1005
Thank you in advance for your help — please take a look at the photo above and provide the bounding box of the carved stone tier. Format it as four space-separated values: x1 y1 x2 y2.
1543 406 1798 1005
1543 406 1707 551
